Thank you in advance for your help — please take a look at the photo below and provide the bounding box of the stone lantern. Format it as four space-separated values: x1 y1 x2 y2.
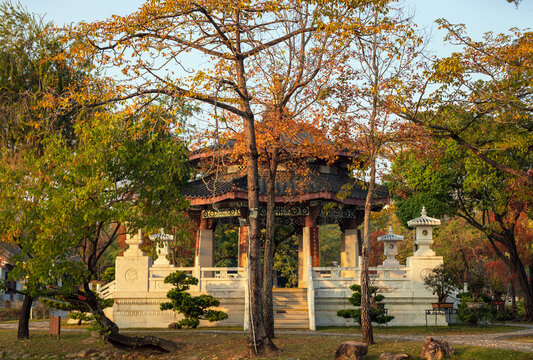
378 226 404 267
407 206 440 257
149 228 174 266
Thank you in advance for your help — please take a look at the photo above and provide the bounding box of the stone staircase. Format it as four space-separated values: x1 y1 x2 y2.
273 288 309 329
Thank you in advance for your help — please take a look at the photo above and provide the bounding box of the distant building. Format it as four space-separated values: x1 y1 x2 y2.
0 242 23 305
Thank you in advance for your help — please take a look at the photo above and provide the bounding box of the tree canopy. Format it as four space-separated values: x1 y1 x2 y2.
388 136 533 320
0 100 191 349
399 23 533 187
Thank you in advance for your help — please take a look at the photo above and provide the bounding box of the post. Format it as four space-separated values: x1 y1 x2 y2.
198 266 202 292
244 262 250 331
195 217 214 277
150 228 174 267
299 207 320 288
307 255 316 330
341 229 359 278
238 225 249 268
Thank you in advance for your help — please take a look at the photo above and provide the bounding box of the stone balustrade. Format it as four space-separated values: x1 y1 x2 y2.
104 208 448 328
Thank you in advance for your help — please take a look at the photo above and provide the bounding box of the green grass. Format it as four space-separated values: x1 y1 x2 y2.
0 330 115 359
505 335 533 343
452 347 533 360
317 324 520 335
0 329 530 360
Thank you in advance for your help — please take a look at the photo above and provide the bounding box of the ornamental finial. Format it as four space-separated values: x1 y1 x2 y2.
421 206 427 217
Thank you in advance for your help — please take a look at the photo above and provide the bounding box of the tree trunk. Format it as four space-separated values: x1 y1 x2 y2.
360 159 376 345
508 244 533 321
529 264 533 295
82 284 178 352
360 9 379 344
17 294 33 340
263 149 279 339
511 280 517 318
234 32 277 354
481 214 533 321
244 115 278 356
485 227 533 321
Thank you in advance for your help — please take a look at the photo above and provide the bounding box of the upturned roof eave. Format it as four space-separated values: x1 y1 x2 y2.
186 190 388 207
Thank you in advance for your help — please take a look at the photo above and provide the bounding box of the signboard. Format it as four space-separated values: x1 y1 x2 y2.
49 315 61 339
202 208 240 218
238 226 249 267
259 206 309 217
202 206 310 218
309 226 320 267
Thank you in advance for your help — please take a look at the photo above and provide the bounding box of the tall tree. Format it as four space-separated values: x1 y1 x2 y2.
328 4 423 344
0 101 191 350
0 0 90 339
64 1 390 355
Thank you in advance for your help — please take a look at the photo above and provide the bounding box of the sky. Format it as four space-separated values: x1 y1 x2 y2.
19 0 533 57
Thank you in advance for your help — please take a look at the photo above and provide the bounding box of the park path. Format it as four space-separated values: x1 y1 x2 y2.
1 322 532 353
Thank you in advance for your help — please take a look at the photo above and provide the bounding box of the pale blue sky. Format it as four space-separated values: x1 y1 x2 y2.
19 0 533 56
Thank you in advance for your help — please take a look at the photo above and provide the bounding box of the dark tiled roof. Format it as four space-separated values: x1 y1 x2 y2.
184 172 388 203
186 174 248 198
0 241 21 266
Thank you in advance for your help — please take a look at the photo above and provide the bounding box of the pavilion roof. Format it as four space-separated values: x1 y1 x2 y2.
184 172 388 207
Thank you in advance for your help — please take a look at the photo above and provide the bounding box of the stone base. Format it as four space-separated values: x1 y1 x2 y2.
315 289 447 327
110 286 447 328
112 290 245 328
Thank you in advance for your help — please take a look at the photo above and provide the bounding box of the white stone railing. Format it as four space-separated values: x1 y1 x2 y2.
198 267 246 292
199 267 245 279
98 280 116 299
313 267 358 279
147 266 246 293
311 266 410 289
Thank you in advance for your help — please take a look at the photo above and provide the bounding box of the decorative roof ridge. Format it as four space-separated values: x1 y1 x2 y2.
406 206 441 227
377 226 404 242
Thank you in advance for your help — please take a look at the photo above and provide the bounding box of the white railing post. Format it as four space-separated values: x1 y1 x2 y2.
243 263 250 331
307 255 316 331
195 266 202 292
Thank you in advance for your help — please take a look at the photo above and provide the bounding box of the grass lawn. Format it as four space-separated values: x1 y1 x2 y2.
0 329 531 360
317 324 520 335
505 335 533 343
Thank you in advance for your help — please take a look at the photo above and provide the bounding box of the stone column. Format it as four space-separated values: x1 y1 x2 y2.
115 229 151 294
340 229 359 278
298 207 320 288
194 217 214 267
340 217 360 278
297 234 305 288
238 225 249 268
195 217 214 279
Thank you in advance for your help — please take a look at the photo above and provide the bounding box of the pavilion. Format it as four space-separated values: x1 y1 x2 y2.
183 146 389 288
102 147 447 329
